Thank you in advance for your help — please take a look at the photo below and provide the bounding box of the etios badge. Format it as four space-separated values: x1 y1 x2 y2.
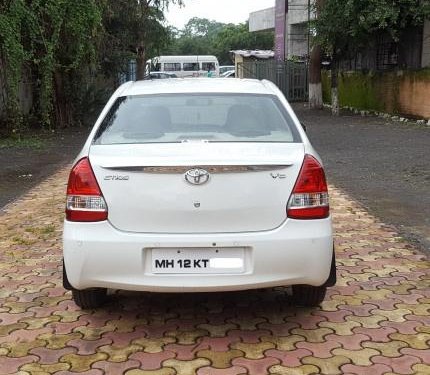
185 168 210 185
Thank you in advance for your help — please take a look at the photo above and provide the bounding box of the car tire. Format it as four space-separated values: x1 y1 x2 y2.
292 284 327 307
72 288 107 309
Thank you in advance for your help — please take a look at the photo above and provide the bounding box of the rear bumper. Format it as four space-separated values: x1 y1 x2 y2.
63 218 333 292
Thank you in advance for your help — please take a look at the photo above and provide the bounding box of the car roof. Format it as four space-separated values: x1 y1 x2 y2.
120 78 277 97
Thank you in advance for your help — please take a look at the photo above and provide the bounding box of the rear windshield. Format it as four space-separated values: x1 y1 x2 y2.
93 94 300 145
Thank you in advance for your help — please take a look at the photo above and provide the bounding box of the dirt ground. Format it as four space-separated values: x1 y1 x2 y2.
0 128 89 209
293 104 430 252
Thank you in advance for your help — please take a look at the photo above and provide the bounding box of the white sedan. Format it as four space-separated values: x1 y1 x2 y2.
63 78 336 309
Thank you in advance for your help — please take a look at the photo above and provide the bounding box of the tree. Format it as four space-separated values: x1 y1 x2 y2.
308 0 324 110
213 22 274 64
0 0 103 131
164 19 274 65
314 0 430 115
0 0 181 135
134 0 183 79
102 0 183 81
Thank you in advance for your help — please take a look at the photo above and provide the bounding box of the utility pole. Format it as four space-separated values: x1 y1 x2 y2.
308 0 323 109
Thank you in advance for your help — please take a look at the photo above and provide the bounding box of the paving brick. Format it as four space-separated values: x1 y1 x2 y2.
98 343 142 362
230 342 275 360
125 369 176 375
129 351 176 370
231 357 280 375
92 359 141 373
302 354 351 375
340 363 393 375
0 355 39 375
21 361 71 374
295 341 341 359
162 358 211 375
265 348 312 367
331 348 380 366
195 349 244 369
388 332 430 349
197 365 247 375
1 170 429 375
59 352 108 372
371 354 421 374
227 329 271 344
268 364 320 375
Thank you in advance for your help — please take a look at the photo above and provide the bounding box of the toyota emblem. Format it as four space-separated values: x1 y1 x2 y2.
184 168 210 185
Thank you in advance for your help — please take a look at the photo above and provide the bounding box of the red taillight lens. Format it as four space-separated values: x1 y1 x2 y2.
287 155 329 220
66 158 108 222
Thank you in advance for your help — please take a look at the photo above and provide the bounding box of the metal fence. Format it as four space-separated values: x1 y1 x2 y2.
118 60 137 84
237 60 308 102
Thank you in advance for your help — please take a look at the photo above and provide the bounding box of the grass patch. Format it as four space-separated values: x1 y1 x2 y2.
12 236 37 246
0 135 47 150
24 225 57 239
25 225 56 236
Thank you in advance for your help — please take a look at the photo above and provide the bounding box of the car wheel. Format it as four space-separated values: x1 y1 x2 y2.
72 288 107 309
292 284 327 307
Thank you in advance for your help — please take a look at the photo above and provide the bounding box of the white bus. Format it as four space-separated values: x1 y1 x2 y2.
147 55 220 78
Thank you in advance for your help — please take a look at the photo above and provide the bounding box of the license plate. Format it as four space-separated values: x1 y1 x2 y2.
151 248 245 274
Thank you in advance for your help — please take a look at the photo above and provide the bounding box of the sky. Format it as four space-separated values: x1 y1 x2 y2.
165 0 275 30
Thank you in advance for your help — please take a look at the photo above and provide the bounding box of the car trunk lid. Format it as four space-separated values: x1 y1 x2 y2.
89 142 304 233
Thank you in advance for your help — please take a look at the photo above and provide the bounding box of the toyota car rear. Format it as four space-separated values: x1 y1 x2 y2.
63 79 336 309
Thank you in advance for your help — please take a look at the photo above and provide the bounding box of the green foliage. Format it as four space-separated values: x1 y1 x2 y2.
101 0 183 79
314 0 430 58
0 0 27 133
164 18 274 65
0 0 103 133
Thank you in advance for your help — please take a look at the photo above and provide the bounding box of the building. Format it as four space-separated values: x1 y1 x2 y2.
249 1 430 69
249 0 314 61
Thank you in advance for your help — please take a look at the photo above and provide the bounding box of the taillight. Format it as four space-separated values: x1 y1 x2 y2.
66 157 108 222
287 155 329 220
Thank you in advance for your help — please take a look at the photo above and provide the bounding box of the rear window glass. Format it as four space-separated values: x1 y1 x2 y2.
93 94 301 145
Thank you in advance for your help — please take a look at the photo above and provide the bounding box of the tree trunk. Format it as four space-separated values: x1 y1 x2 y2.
54 71 72 128
136 46 146 81
331 56 339 116
309 44 323 109
308 0 324 109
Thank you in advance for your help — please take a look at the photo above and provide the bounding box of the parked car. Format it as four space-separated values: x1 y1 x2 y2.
63 78 336 309
221 70 235 78
219 65 235 75
145 72 177 79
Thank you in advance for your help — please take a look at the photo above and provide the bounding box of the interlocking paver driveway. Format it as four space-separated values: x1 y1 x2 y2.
0 168 429 375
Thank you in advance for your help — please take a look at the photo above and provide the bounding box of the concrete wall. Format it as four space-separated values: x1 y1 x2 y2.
249 8 275 32
422 20 430 67
322 69 430 119
288 0 314 25
288 23 309 58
